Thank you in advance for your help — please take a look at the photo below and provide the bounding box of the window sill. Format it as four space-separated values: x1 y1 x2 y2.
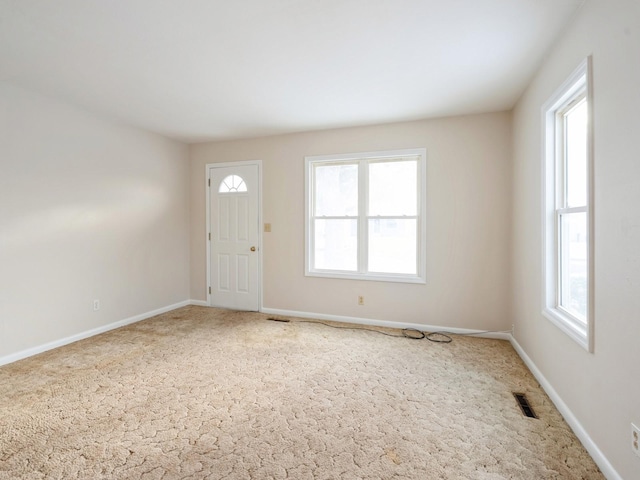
542 307 591 352
306 271 426 285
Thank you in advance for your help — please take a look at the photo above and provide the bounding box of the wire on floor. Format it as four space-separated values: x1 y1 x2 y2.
266 317 510 344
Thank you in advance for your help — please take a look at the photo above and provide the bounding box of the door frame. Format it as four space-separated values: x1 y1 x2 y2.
205 160 263 310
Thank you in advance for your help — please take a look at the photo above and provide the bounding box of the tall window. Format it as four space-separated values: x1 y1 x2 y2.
542 57 594 351
305 148 426 283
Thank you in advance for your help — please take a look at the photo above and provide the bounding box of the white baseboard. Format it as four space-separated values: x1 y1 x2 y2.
260 307 511 340
0 300 191 367
509 336 621 480
189 299 209 307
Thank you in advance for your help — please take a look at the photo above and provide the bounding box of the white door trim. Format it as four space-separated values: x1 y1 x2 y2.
206 160 263 310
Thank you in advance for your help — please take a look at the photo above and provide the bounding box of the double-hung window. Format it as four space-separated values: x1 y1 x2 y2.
542 57 594 351
305 148 426 283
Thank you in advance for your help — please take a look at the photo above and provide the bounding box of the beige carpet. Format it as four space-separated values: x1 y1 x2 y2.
0 306 603 479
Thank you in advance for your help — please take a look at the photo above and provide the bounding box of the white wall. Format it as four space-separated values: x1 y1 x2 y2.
0 82 191 360
511 1 640 478
190 113 512 331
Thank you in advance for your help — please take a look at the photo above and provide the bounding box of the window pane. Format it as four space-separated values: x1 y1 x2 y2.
314 164 358 216
559 212 587 322
368 219 416 274
565 99 588 207
369 160 417 216
314 219 357 271
219 175 247 193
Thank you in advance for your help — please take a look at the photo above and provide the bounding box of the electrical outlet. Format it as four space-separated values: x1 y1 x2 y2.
358 296 364 306
93 299 100 311
632 423 640 457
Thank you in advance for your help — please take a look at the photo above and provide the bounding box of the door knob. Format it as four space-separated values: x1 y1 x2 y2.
250 246 256 252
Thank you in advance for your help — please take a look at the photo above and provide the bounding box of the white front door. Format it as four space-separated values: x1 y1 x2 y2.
208 163 260 311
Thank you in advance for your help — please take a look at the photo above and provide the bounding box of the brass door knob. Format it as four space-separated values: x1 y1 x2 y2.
250 246 256 252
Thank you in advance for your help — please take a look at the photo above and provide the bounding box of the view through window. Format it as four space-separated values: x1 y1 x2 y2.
306 149 426 283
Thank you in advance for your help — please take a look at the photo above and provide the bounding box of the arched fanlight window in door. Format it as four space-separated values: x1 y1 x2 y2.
219 175 247 193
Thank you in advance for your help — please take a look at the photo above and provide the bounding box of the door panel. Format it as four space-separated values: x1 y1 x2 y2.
237 197 249 241
218 254 230 291
237 255 249 293
209 164 259 311
218 198 230 240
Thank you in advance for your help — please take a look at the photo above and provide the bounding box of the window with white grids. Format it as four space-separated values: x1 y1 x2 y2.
305 148 426 283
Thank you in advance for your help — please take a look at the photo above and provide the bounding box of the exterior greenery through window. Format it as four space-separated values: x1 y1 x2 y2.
305 149 426 283
542 57 594 351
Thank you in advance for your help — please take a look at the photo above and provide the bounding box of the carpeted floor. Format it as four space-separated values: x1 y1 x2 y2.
0 306 603 479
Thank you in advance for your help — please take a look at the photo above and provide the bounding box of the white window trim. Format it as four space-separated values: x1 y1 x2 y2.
305 148 427 284
541 56 594 352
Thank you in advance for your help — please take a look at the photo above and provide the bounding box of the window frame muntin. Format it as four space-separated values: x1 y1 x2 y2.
305 148 427 284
